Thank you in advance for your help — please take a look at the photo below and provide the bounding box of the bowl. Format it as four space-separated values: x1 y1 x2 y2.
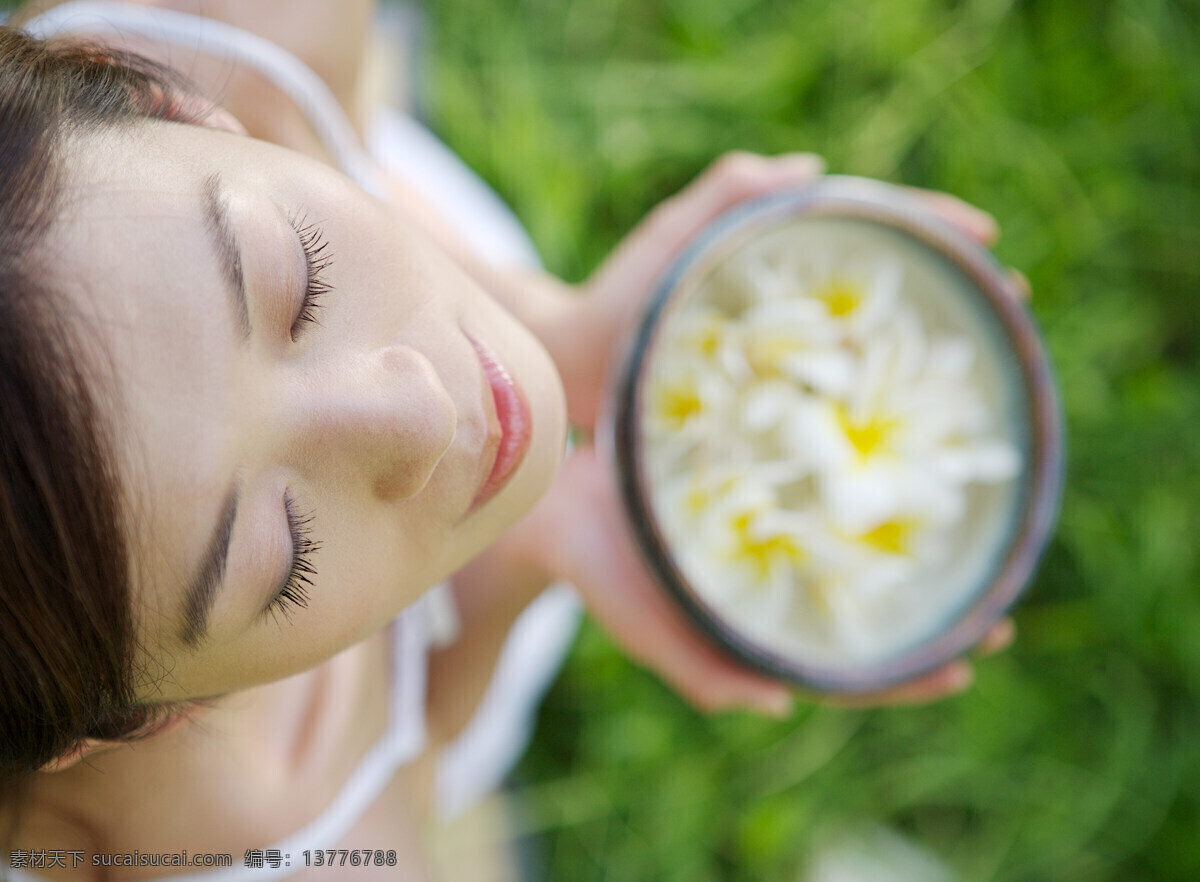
608 176 1063 693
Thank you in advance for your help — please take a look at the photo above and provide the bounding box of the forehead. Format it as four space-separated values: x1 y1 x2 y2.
46 125 241 636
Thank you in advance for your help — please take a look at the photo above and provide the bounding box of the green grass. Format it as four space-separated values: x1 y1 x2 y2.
420 0 1200 879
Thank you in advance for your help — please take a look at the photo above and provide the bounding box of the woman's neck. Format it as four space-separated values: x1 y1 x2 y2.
17 635 389 873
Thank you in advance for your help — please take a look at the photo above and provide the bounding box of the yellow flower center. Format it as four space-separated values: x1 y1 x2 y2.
815 278 864 317
681 474 737 518
857 519 916 555
837 404 894 458
654 381 703 430
728 511 806 581
695 325 722 357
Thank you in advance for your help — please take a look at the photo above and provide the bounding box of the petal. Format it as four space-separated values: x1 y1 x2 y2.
932 441 1022 482
783 348 856 397
821 465 908 534
926 336 976 379
783 398 855 470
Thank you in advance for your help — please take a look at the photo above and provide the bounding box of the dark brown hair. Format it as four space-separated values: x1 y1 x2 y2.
0 24 212 825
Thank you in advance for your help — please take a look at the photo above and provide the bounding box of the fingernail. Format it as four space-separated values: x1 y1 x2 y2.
973 209 999 242
947 663 974 694
1008 268 1031 300
756 691 794 718
780 152 826 177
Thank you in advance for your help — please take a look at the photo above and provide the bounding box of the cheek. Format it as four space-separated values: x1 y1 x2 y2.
298 499 452 621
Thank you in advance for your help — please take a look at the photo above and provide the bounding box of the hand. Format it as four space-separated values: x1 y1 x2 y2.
533 447 1015 715
537 153 1025 713
526 446 796 716
821 617 1015 708
554 152 1014 431
555 152 827 430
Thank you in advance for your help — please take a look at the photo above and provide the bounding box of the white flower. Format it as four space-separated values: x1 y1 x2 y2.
782 310 1019 534
641 226 1023 665
643 350 738 475
655 303 745 378
791 250 903 339
733 298 855 398
659 462 807 624
702 501 807 625
704 248 796 312
745 508 933 654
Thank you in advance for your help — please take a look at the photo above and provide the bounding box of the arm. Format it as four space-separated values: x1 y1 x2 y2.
424 152 1015 723
422 155 838 740
12 0 380 160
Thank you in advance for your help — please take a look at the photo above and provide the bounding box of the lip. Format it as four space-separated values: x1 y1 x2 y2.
466 334 532 513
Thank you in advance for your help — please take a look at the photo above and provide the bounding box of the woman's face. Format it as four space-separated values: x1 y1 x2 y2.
46 120 567 701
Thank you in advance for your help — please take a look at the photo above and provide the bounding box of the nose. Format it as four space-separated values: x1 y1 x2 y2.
289 344 458 501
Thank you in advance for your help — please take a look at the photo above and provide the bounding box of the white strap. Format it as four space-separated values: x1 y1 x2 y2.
436 583 580 819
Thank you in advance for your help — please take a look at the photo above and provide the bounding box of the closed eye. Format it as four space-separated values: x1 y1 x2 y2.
288 212 333 341
263 491 320 624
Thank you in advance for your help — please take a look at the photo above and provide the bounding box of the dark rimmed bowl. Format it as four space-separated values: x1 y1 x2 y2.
607 176 1064 694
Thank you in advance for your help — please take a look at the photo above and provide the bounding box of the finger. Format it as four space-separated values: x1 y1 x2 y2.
559 450 794 718
594 574 795 717
824 661 974 709
651 151 826 249
650 625 795 718
594 152 825 294
1008 268 1032 301
598 544 795 717
816 619 1011 709
906 188 999 246
975 617 1016 657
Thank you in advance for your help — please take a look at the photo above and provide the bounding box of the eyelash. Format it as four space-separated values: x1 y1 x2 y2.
288 213 334 341
265 493 321 622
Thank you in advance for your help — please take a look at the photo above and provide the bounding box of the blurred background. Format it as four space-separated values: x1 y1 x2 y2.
413 0 1200 879
3 0 1196 878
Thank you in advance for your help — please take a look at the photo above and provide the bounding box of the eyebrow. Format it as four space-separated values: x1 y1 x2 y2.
179 481 240 648
202 172 252 342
